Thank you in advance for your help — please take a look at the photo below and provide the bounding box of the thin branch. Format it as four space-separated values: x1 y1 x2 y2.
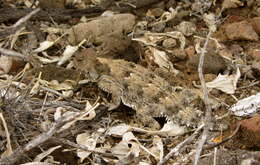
158 124 204 165
13 8 40 28
51 137 118 159
0 8 40 39
193 30 213 165
0 104 99 165
0 47 28 61
203 123 241 150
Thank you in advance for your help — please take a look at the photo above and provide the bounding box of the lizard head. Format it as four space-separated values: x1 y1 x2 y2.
74 48 110 81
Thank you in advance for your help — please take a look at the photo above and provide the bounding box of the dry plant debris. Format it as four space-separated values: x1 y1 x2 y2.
0 0 259 165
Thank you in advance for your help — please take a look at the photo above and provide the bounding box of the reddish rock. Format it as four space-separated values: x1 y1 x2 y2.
224 21 259 41
239 114 260 147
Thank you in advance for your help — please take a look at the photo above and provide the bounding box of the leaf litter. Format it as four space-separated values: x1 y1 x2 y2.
0 0 259 165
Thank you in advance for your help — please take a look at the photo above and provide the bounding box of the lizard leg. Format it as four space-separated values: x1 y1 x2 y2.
97 75 123 110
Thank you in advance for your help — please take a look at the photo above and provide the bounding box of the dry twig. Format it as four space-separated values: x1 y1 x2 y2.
52 137 118 159
193 30 213 165
0 8 40 39
158 124 204 165
0 103 99 165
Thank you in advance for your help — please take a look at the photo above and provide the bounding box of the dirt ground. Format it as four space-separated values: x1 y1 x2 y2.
0 0 259 165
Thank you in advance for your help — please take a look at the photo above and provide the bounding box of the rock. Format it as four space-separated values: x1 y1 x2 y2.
198 149 260 165
187 53 227 74
238 114 260 148
67 13 135 57
67 14 136 45
252 61 260 77
224 21 259 41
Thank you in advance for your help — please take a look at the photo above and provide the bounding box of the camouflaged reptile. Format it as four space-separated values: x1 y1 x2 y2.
74 49 203 131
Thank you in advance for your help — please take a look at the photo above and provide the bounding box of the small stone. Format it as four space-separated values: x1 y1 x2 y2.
176 21 197 36
162 38 177 48
239 114 260 148
224 21 259 41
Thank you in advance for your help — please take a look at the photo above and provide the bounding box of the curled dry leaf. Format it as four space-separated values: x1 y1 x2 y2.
76 132 98 163
106 124 132 137
111 132 141 160
33 33 65 53
54 101 97 131
33 41 55 53
206 67 241 94
33 145 62 162
147 47 179 75
149 136 164 162
57 39 86 66
229 93 260 116
157 122 186 136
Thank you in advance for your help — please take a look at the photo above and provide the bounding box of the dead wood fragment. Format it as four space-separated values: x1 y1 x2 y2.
0 7 104 24
109 0 164 11
0 104 99 165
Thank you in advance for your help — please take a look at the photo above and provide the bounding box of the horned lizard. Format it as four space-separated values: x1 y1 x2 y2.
74 49 203 131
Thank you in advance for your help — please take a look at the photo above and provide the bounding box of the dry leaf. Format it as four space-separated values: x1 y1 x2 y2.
34 146 62 162
57 39 86 66
111 132 141 160
106 124 132 137
157 122 186 136
33 41 55 53
148 47 178 74
0 113 12 158
229 93 260 116
76 133 98 162
206 67 240 94
149 136 164 162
